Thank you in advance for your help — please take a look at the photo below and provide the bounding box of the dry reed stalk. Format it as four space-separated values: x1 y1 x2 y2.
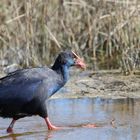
0 0 140 74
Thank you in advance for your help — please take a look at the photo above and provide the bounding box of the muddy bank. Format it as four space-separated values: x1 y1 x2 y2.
0 69 139 99
53 70 140 99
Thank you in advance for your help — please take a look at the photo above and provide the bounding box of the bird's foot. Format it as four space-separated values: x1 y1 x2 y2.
48 125 62 130
7 127 13 133
7 119 16 133
82 124 97 128
45 117 63 131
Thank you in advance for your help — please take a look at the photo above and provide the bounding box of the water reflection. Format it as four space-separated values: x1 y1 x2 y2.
0 98 140 140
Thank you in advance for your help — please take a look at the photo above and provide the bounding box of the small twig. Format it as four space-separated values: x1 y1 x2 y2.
45 25 61 48
64 1 84 6
110 118 117 128
99 12 116 20
109 9 136 37
64 1 95 10
105 0 138 5
6 14 26 24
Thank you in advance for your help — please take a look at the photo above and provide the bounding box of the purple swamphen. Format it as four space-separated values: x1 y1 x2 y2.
0 51 86 132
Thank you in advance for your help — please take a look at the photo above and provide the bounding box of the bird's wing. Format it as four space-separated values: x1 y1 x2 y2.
0 67 59 106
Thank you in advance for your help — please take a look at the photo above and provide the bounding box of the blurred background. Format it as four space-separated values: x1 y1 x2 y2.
0 0 140 75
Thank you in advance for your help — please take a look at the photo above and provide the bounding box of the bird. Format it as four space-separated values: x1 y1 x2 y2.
0 50 86 133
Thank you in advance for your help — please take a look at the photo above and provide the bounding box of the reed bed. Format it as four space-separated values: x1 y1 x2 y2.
0 0 140 74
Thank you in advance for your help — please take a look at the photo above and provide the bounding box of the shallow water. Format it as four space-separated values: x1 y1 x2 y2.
0 97 140 140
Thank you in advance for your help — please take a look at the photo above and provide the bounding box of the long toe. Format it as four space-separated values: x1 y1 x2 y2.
82 124 97 128
48 125 62 130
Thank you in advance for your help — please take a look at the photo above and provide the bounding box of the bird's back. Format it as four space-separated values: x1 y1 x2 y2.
0 67 64 118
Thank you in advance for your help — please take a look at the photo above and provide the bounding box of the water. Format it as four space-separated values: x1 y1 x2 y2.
0 98 140 140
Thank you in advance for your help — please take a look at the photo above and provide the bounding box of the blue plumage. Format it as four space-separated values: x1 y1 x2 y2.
0 51 86 132
0 67 65 117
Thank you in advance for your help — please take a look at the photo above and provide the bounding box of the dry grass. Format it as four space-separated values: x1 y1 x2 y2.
0 0 140 74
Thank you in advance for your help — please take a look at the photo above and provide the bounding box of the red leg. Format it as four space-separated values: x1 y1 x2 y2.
7 119 17 133
45 117 61 130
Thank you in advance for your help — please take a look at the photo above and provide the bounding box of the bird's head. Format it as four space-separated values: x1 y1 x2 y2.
55 51 86 69
58 51 86 69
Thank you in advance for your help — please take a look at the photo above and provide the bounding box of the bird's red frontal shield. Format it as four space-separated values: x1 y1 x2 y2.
72 51 86 69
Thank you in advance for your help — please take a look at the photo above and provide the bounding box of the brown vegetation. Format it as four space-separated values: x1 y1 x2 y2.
0 0 140 74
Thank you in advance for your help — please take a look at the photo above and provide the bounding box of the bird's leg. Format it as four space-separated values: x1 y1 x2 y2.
7 119 17 133
44 117 60 130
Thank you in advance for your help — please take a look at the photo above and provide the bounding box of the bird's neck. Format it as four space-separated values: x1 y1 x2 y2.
52 64 69 83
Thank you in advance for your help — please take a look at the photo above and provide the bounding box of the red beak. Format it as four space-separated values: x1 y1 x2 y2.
72 51 86 69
